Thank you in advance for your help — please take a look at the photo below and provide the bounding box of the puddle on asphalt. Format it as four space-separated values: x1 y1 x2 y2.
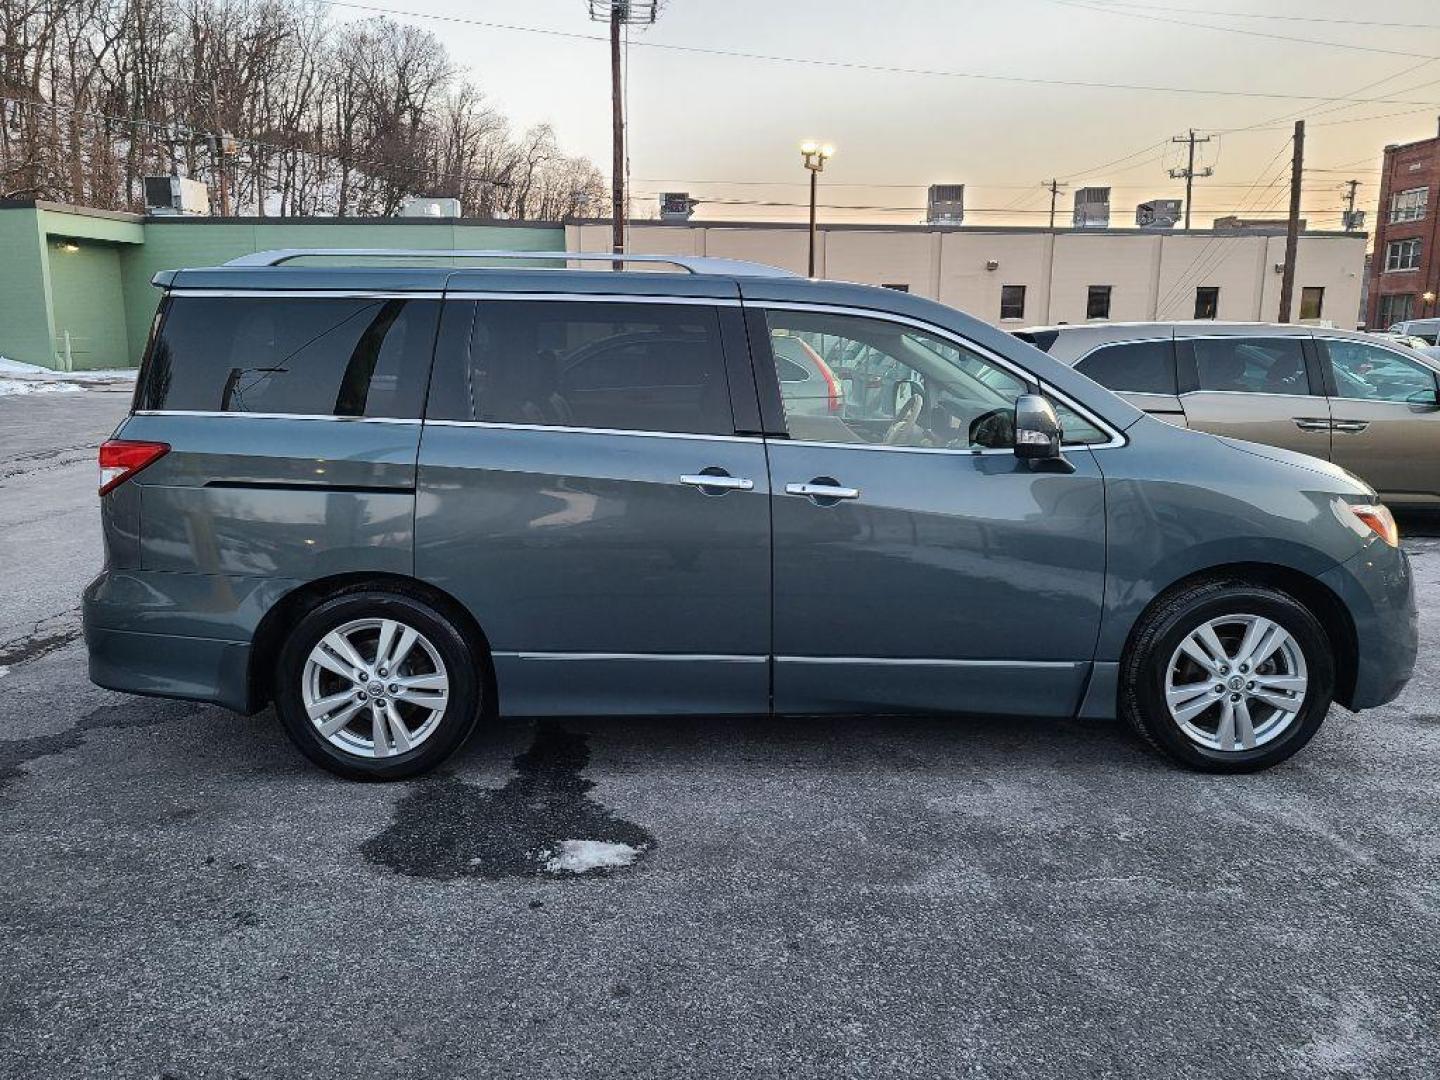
361 724 655 881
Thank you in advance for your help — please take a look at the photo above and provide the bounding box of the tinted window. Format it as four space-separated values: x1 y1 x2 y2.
1086 285 1112 320
1076 340 1177 395
442 300 733 435
1195 287 1219 320
1194 337 1310 395
1325 339 1438 403
139 296 438 417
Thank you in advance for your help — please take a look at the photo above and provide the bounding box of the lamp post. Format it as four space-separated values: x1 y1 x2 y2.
800 141 835 277
1425 290 1437 317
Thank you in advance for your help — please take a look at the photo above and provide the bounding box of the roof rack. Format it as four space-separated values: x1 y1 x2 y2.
222 249 798 278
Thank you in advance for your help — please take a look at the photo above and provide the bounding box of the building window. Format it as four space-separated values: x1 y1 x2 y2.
999 284 1026 321
1194 286 1220 320
1386 238 1422 272
1086 285 1112 320
1389 187 1429 223
1299 287 1324 320
1378 293 1415 327
880 283 910 292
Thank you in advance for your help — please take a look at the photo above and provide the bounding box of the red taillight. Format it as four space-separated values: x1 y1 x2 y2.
99 439 169 496
796 338 843 414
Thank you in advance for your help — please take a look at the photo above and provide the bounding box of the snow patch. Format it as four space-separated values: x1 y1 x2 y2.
0 379 82 397
0 356 137 384
0 666 9 679
539 839 645 875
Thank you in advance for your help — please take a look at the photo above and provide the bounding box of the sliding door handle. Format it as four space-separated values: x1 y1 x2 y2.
1331 420 1370 434
785 481 860 501
680 472 754 494
1293 418 1331 432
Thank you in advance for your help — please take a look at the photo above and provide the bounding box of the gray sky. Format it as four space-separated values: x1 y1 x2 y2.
332 0 1440 228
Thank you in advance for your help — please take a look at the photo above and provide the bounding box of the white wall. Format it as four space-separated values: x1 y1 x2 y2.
565 222 1367 328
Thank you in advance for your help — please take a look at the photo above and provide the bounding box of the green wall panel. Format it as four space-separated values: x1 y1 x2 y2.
47 240 130 369
0 210 58 368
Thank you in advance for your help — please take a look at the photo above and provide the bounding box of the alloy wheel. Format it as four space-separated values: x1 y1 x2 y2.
1164 613 1309 753
301 617 450 759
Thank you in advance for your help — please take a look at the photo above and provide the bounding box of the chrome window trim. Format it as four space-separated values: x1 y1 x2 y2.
501 651 765 663
131 409 420 424
757 300 1128 451
424 419 762 443
443 291 740 306
777 656 1081 669
167 289 444 300
1178 391 1330 401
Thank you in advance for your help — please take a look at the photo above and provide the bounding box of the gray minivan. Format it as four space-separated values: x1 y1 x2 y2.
84 252 1417 779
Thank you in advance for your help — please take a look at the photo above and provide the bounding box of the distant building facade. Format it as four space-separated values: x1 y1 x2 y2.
1368 126 1440 329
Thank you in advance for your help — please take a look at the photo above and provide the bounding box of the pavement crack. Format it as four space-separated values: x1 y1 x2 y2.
0 608 83 668
361 724 655 881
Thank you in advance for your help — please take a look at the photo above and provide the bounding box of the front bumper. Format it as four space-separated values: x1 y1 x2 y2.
1319 540 1418 710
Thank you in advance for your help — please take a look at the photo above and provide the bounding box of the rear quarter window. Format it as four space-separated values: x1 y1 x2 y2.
136 295 440 418
1076 340 1178 396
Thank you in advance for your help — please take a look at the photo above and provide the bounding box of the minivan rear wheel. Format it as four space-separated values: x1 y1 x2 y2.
274 589 482 780
1121 580 1335 772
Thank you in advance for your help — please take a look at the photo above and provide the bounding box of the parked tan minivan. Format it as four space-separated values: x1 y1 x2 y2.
1019 322 1440 506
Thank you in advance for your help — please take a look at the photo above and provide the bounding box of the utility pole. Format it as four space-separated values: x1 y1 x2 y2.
800 141 835 277
587 2 659 259
1169 129 1214 230
1278 120 1305 324
1342 178 1360 231
1043 179 1068 229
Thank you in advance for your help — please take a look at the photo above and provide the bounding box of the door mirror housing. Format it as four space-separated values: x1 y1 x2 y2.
1014 394 1063 460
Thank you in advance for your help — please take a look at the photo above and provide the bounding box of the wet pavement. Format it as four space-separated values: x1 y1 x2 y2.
2 391 1438 1079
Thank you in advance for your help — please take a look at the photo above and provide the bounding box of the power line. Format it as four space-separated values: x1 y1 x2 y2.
1071 1 1440 30
1050 0 1440 61
318 0 1440 106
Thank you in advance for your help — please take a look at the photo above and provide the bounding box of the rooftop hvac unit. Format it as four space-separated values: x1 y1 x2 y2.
926 184 965 225
398 197 461 219
143 175 211 216
1136 199 1181 229
659 192 698 221
1072 186 1111 229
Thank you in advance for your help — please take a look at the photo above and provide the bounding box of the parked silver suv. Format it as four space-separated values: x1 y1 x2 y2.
1018 322 1440 507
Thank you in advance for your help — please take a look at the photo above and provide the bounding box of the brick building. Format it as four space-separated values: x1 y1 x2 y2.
1368 123 1440 328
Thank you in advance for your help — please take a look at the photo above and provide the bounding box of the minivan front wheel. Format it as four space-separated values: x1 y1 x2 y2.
1121 581 1335 772
274 590 482 780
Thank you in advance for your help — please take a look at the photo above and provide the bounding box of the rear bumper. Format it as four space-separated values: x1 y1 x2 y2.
82 568 290 713
84 624 252 712
1320 541 1418 710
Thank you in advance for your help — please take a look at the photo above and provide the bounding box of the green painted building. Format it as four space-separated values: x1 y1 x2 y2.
0 201 566 370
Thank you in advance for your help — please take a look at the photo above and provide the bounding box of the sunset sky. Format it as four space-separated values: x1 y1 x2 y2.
329 0 1440 229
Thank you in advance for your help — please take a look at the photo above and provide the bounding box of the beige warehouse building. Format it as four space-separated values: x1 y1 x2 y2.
568 220 1367 329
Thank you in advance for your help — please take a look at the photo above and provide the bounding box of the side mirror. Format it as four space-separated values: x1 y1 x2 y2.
1014 394 1063 460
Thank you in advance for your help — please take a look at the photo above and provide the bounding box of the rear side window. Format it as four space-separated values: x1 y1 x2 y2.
1193 337 1311 395
435 300 734 436
1076 340 1178 395
137 296 439 418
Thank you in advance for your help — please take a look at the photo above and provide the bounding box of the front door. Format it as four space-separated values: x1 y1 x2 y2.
1178 334 1332 461
1319 336 1440 505
754 306 1108 717
416 296 771 715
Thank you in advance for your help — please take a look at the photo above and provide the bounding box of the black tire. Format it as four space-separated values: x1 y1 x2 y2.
1120 579 1335 773
274 587 483 781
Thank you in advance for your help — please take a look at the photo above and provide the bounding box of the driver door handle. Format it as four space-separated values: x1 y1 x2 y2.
785 482 861 500
680 473 755 492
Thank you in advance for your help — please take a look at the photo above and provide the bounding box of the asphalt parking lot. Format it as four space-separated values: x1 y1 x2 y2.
2 390 1438 1080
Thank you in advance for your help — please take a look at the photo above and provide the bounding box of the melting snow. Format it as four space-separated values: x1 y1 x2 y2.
539 839 644 875
0 379 82 397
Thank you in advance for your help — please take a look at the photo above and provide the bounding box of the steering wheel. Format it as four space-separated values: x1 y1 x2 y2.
883 390 925 445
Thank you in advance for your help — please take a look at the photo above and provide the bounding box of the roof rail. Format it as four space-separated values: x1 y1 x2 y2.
222 249 798 278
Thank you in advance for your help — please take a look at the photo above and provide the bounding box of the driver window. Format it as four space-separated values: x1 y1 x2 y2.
1324 339 1438 404
764 310 1030 449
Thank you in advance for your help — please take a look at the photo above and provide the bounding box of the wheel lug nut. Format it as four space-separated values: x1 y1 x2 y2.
1219 665 1229 674
1240 664 1249 674
388 684 399 694
375 697 386 707
357 691 367 701
358 671 369 682
378 668 388 677
1247 681 1255 690
1214 685 1225 693
1230 693 1241 702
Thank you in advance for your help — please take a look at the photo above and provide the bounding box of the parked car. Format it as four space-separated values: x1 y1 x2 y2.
85 253 1416 780
1017 321 1440 507
1387 318 1440 345
1369 331 1432 350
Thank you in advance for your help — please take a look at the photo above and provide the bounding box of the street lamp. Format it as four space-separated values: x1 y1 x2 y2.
1425 290 1437 315
800 140 835 277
